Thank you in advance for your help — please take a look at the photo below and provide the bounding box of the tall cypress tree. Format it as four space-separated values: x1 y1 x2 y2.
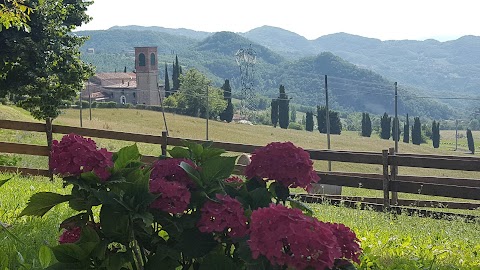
412 117 422 145
278 85 289 129
172 55 181 91
403 114 410 143
164 63 171 98
391 118 401 141
361 112 372 137
365 113 372 137
467 129 475 154
271 99 279 128
380 112 391 139
305 111 314 131
432 120 440 148
219 79 233 122
171 61 177 91
316 106 342 134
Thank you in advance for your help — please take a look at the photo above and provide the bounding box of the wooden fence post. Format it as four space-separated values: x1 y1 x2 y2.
389 147 398 205
45 118 54 181
161 131 168 156
382 149 390 210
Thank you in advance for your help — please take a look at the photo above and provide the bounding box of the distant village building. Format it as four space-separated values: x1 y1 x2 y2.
83 47 164 106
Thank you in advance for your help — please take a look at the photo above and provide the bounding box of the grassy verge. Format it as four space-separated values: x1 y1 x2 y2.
0 175 478 269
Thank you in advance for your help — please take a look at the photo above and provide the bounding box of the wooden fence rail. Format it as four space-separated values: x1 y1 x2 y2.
0 119 479 218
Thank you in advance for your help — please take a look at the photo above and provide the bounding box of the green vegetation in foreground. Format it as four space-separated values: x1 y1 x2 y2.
0 175 74 269
0 175 479 269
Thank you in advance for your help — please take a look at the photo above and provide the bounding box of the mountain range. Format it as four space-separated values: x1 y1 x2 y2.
76 25 480 119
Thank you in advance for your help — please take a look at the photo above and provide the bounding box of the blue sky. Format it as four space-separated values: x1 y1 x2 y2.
78 0 480 41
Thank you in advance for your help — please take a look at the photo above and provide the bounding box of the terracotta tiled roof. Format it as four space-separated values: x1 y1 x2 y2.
93 72 136 81
104 81 137 89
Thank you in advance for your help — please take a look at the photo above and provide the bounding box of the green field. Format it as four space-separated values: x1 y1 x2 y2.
1 106 479 269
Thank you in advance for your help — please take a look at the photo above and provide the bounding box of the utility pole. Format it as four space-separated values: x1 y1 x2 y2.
392 82 399 205
206 86 209 141
158 89 169 136
394 82 398 153
79 91 83 127
325 75 331 171
455 119 458 151
88 82 92 121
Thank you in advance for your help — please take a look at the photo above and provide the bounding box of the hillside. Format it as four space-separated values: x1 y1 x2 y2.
77 27 455 119
243 27 480 108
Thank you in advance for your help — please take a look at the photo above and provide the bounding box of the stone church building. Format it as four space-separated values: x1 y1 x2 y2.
83 47 164 106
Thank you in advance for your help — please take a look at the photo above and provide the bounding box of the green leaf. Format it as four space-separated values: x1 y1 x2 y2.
114 144 140 170
146 244 181 270
183 141 203 159
287 197 314 217
248 188 271 210
168 146 190 159
176 228 217 258
50 243 88 263
199 253 239 270
200 147 226 160
45 261 88 270
245 177 266 192
202 140 213 149
200 156 236 184
77 226 100 255
274 183 290 203
100 204 130 242
179 161 203 188
39 245 53 268
19 192 71 217
0 177 11 188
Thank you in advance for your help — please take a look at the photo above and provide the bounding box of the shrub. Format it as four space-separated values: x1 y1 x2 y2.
288 121 304 130
21 136 362 270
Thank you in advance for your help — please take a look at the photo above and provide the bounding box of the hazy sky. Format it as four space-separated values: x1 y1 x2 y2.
78 0 480 41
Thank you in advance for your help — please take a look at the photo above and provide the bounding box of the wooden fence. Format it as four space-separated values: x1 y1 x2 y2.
0 119 479 220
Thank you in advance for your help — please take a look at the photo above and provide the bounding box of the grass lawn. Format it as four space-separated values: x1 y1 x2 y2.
0 175 479 269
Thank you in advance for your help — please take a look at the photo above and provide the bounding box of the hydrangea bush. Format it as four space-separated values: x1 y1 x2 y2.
20 134 361 270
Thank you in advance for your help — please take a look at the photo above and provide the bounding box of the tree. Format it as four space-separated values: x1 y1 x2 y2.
172 55 180 91
361 112 372 137
380 112 391 139
0 0 33 32
219 79 233 123
305 111 314 131
412 117 422 145
467 129 475 154
431 120 440 148
403 114 410 143
176 69 226 118
316 106 342 134
290 105 296 122
0 0 93 121
271 99 278 128
391 118 401 142
278 85 290 129
164 63 171 98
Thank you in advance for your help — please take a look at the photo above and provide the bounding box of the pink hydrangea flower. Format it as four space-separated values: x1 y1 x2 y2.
150 158 196 188
245 142 320 190
59 226 82 244
49 134 113 181
327 222 362 264
149 178 191 214
197 194 248 238
248 204 342 270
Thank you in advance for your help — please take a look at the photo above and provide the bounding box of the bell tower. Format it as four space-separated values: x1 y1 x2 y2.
135 47 160 105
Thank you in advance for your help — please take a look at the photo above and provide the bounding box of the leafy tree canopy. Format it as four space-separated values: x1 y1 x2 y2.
0 0 93 120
